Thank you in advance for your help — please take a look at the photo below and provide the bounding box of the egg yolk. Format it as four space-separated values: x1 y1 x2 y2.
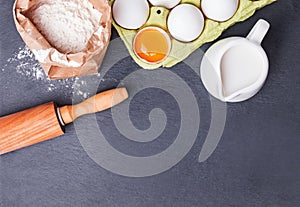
134 28 170 63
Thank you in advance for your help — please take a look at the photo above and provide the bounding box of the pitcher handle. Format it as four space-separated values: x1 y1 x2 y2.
247 19 270 45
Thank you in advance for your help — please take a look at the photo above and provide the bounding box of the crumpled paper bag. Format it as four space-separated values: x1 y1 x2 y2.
13 0 111 80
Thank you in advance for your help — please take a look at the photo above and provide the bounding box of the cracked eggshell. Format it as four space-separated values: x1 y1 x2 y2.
113 0 149 30
149 0 181 9
201 0 239 22
167 4 205 42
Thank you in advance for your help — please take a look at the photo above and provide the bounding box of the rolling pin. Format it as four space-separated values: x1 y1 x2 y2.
0 88 128 155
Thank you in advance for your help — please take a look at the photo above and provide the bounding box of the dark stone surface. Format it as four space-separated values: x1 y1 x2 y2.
1 0 299 206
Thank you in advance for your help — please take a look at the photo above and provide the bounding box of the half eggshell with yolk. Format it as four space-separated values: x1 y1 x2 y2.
133 26 172 64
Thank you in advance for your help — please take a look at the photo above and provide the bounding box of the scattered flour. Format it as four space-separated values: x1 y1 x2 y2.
1 46 103 98
26 0 102 53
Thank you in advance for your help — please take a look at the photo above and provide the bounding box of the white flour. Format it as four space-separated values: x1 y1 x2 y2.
27 0 102 53
2 46 103 98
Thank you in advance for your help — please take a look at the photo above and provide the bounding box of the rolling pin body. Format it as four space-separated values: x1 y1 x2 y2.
0 102 64 155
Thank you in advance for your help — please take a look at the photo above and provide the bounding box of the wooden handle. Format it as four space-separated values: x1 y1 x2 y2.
0 102 64 155
59 88 128 125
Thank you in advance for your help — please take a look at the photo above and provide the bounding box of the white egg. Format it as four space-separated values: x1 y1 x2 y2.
167 4 205 42
113 0 149 30
149 0 181 9
201 0 239 22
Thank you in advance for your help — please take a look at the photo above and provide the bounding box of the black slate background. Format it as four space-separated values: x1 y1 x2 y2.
1 0 300 206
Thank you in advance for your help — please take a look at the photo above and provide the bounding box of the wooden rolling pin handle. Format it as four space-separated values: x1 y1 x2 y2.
59 88 128 125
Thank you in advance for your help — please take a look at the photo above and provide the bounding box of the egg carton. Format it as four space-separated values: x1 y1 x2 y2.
109 0 276 69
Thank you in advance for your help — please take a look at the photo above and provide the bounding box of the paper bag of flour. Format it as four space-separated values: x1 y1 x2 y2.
13 0 111 80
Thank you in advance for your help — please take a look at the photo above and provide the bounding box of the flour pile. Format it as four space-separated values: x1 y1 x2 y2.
27 0 102 53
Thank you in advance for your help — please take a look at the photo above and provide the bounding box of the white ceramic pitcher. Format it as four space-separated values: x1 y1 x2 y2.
200 19 270 102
